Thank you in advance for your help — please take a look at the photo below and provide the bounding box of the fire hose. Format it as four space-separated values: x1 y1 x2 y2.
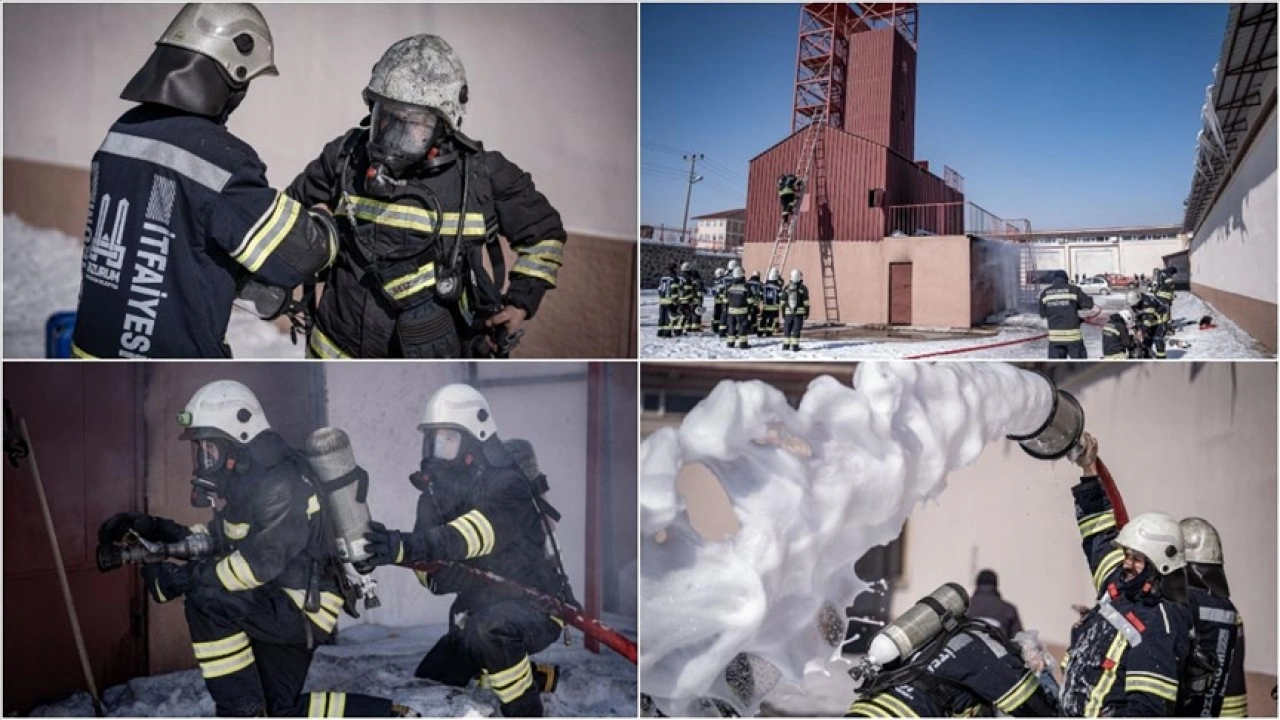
906 309 1112 360
409 560 637 665
1095 457 1129 528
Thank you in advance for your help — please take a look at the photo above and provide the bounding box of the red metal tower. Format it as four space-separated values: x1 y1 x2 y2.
791 3 919 134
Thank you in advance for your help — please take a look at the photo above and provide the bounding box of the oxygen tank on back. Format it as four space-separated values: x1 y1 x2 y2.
865 582 970 667
304 427 373 564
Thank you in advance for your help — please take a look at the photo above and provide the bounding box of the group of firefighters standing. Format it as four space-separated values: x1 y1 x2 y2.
655 260 811 352
1041 267 1181 360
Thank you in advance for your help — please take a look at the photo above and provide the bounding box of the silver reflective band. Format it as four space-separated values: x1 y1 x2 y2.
1198 606 1236 624
1097 594 1143 647
99 132 232 192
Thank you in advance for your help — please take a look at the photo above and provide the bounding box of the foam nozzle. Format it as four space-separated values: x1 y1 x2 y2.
1006 380 1086 460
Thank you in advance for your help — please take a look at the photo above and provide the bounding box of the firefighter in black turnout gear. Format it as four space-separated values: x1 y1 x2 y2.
1039 269 1094 359
656 264 678 338
1102 312 1133 360
1176 517 1249 718
97 381 406 717
781 269 810 352
710 268 728 336
287 35 567 359
847 590 1056 717
746 271 764 335
1128 290 1167 359
1059 433 1194 717
74 4 339 358
363 384 575 717
1154 268 1177 334
724 267 754 349
758 268 783 337
778 175 800 224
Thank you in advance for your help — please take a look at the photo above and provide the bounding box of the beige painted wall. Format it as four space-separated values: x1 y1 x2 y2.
743 236 972 327
2 3 636 240
893 363 1277 678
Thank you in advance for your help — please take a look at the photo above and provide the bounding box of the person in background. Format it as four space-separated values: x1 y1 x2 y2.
968 569 1023 640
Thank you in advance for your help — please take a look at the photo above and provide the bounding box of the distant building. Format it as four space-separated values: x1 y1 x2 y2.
1022 226 1187 279
692 209 746 252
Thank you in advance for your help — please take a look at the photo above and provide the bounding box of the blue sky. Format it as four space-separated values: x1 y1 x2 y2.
642 3 1228 231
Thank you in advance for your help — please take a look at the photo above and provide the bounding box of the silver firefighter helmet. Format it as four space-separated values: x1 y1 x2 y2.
158 3 278 83
365 34 468 131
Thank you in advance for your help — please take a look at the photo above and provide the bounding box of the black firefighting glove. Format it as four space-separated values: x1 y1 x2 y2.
99 511 190 546
364 521 432 567
141 562 195 603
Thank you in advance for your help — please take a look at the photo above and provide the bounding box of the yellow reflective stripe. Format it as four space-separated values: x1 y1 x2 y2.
1042 291 1079 302
306 692 345 717
283 589 344 633
307 495 321 516
1125 672 1178 702
490 657 534 702
1220 695 1248 716
308 693 325 717
462 510 496 556
1048 329 1084 341
1102 326 1120 336
519 238 566 260
845 703 884 717
71 342 98 359
337 198 487 236
1093 548 1125 591
216 550 263 591
1104 352 1128 360
872 693 917 718
415 570 431 588
550 614 565 628
384 262 438 301
234 193 303 273
448 514 484 559
994 671 1039 713
1078 511 1116 538
222 520 250 540
308 327 351 359
1083 632 1128 716
193 631 250 659
442 212 488 235
512 256 560 286
153 578 168 603
200 645 256 679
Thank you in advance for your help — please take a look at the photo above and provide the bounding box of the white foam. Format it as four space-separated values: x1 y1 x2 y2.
640 362 1056 715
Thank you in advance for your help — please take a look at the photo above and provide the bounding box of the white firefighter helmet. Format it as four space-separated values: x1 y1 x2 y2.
714 268 726 279
791 269 803 283
1115 512 1185 575
178 380 271 443
1126 290 1142 307
727 259 740 271
366 35 468 131
157 4 278 83
1120 309 1134 325
419 383 497 442
732 267 744 279
1180 517 1223 565
767 267 780 282
680 261 692 272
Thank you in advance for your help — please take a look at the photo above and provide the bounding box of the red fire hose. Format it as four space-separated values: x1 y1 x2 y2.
1095 457 1129 528
904 333 1047 359
409 561 637 664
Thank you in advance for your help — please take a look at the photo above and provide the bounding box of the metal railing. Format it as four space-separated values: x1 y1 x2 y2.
885 202 1031 239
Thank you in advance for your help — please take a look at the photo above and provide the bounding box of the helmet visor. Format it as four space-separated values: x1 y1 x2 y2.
422 427 464 462
370 97 440 167
192 439 223 473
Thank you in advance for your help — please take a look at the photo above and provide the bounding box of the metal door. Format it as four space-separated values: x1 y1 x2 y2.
889 262 913 325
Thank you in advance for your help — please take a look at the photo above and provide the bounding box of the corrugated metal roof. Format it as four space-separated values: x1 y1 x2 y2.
691 208 746 220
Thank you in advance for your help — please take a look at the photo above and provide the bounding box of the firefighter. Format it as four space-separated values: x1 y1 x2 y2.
673 261 695 337
73 4 339 358
656 263 678 338
1154 268 1177 335
746 271 764 335
710 267 727 336
287 35 566 359
1176 517 1248 718
687 266 706 333
1058 433 1194 717
363 384 574 717
1038 269 1094 359
846 609 1056 717
724 267 754 349
780 269 810 352
1128 290 1166 359
1102 312 1132 360
778 175 800 224
97 381 408 717
758 268 784 337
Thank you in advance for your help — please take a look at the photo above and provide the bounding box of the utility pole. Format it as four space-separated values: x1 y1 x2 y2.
680 153 704 245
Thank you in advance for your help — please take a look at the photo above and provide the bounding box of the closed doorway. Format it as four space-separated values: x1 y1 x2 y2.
889 262 913 325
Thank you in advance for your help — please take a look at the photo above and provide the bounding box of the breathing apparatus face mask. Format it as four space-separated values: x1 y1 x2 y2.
366 96 443 193
189 438 234 507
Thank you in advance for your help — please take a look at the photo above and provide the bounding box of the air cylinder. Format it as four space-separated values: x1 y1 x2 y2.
865 583 970 666
304 427 373 563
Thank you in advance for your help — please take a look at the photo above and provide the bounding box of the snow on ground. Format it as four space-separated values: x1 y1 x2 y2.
3 214 301 358
639 290 1272 360
31 617 636 717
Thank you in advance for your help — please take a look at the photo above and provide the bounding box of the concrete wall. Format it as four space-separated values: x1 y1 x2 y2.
1118 238 1187 278
638 242 737 289
2 3 636 240
742 236 973 328
893 363 1277 683
324 362 637 630
1188 107 1277 352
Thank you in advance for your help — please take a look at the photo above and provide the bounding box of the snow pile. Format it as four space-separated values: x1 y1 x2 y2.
32 618 636 717
3 214 299 358
640 362 1056 715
